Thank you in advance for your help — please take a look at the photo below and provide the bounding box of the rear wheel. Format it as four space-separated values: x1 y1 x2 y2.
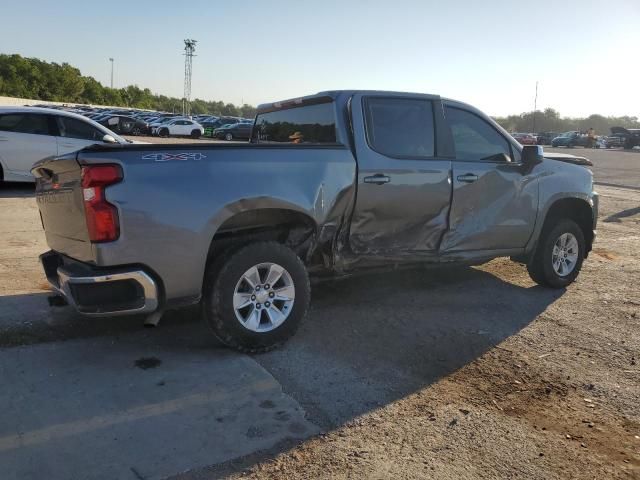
225 133 233 141
527 219 585 288
202 242 310 353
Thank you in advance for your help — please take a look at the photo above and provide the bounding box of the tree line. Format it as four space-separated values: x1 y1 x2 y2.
0 53 256 117
493 108 640 135
2 53 639 132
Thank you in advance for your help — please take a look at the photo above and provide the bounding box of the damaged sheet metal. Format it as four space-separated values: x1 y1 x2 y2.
440 162 539 252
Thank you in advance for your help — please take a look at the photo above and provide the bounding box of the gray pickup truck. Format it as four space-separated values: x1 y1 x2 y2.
33 90 598 352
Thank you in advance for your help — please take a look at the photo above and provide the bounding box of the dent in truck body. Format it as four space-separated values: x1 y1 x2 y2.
439 164 539 252
523 159 597 256
345 166 452 258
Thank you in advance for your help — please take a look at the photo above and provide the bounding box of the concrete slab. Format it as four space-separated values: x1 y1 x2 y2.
0 335 318 480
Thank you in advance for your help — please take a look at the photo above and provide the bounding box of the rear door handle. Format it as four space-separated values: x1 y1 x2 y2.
457 173 478 183
364 174 391 185
0 136 8 141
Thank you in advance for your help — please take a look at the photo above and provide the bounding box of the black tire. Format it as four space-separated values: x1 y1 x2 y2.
159 128 169 138
132 126 141 136
567 142 575 148
224 132 233 141
527 219 585 288
190 129 201 139
202 241 310 353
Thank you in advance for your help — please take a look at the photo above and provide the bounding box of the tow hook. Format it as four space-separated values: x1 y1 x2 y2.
144 310 163 327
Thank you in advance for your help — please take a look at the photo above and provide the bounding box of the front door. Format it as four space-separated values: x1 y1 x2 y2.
439 105 538 252
55 115 108 155
348 93 453 257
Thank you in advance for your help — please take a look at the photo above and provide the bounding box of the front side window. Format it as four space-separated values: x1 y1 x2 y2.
0 114 51 135
445 106 512 162
57 116 103 141
252 101 337 144
364 97 435 158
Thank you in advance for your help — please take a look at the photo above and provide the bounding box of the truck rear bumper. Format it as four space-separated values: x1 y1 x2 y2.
40 251 159 316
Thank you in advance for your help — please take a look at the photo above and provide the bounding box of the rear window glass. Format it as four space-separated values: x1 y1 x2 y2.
0 114 51 135
365 97 435 158
252 102 338 144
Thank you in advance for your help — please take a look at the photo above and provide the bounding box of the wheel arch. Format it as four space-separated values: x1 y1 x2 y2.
532 196 595 257
202 205 320 294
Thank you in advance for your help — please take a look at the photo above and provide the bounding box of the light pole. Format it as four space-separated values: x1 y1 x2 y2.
532 81 538 133
109 58 114 89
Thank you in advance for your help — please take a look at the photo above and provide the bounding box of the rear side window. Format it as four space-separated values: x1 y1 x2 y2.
252 102 337 144
364 97 435 158
57 116 104 141
445 106 512 162
0 114 51 135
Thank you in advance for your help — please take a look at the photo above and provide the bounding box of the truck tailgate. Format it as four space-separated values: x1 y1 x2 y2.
33 155 95 262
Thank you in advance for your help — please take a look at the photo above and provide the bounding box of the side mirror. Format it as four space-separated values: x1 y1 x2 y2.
102 134 117 144
522 145 543 167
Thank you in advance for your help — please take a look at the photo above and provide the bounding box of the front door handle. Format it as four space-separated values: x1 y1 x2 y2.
457 173 479 183
364 174 391 185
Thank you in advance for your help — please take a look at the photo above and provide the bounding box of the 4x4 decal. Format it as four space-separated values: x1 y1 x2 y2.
141 152 207 162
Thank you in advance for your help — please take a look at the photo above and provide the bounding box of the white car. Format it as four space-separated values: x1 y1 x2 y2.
0 107 129 183
153 118 204 138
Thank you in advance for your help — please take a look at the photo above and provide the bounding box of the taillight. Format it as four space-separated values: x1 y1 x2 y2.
81 164 123 243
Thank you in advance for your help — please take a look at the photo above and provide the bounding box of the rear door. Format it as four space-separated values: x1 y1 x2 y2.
0 113 58 181
439 104 538 252
55 115 107 155
349 93 453 256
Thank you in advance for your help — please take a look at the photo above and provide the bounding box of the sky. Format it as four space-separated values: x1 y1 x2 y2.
1 0 639 117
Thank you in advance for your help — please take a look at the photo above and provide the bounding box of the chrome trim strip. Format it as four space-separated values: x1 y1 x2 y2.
54 268 159 316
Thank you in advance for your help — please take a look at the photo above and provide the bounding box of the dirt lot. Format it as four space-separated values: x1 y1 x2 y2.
0 148 638 479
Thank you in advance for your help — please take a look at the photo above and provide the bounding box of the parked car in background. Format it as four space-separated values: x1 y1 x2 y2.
512 133 537 145
0 107 129 183
148 116 181 131
605 132 625 148
608 126 640 150
213 122 252 140
96 115 150 136
201 116 240 130
153 118 203 138
536 132 560 145
551 131 588 148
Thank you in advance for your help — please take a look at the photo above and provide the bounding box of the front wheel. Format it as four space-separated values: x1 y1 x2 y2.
132 126 141 135
191 129 201 139
224 133 233 141
527 219 585 288
159 128 169 138
202 242 310 353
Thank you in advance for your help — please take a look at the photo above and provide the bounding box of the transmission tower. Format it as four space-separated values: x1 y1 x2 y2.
182 39 197 116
